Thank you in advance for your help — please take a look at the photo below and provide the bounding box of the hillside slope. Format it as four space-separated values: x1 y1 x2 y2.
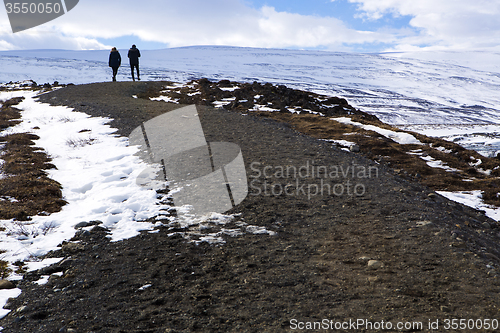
0 81 499 332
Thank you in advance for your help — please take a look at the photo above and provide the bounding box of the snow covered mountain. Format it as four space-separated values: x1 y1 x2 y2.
2 46 500 156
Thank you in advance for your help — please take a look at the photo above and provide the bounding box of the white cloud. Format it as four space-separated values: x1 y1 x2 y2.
0 8 108 50
349 0 500 50
0 0 392 50
1 0 498 51
0 32 108 51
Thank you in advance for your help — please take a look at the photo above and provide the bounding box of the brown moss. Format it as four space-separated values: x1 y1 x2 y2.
251 111 500 207
0 98 66 220
0 260 12 279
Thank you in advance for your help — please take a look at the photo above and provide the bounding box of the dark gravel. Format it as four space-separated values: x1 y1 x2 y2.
1 82 500 333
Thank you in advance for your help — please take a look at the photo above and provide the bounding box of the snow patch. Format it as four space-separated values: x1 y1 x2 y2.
437 191 500 221
332 117 422 145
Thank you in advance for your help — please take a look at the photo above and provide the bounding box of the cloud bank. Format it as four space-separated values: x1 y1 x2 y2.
348 0 500 50
0 0 499 51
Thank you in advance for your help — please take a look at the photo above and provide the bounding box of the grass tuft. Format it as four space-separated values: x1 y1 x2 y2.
0 260 12 279
0 97 67 220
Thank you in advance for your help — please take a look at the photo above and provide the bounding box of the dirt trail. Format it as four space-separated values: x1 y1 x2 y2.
1 82 499 332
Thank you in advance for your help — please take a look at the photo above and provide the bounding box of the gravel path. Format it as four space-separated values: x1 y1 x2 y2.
1 82 500 333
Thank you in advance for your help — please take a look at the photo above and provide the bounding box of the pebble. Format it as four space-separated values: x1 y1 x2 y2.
59 258 76 268
482 222 491 229
39 265 63 275
367 260 383 270
74 220 102 229
15 306 27 313
61 242 85 253
450 242 466 248
350 144 360 153
440 306 451 312
48 274 61 283
13 315 25 323
416 220 433 227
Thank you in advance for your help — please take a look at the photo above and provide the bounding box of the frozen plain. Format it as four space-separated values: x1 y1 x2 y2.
2 46 500 154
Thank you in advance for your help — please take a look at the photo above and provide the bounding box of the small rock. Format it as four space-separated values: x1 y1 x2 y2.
367 260 383 270
59 258 76 269
428 193 437 199
416 220 433 227
484 253 500 262
73 220 102 229
440 306 451 312
15 306 28 314
39 265 63 275
3 297 16 309
61 242 85 253
482 222 491 229
74 222 90 229
48 274 61 283
350 144 360 153
74 230 90 238
450 241 466 248
0 280 15 289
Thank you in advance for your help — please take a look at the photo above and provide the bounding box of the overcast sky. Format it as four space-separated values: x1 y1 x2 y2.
1 0 499 52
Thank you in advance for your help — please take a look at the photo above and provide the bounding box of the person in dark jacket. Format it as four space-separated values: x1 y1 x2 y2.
108 47 121 82
128 44 141 81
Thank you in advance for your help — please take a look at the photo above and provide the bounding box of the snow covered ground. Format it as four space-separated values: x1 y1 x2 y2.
0 85 274 319
1 46 500 318
1 46 500 154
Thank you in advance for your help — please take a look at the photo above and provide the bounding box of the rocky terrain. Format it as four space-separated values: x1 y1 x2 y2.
0 80 499 332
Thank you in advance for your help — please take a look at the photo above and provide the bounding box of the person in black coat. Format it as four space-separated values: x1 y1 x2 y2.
108 47 121 82
128 44 141 81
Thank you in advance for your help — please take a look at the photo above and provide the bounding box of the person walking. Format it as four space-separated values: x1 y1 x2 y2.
128 44 141 81
108 47 121 82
